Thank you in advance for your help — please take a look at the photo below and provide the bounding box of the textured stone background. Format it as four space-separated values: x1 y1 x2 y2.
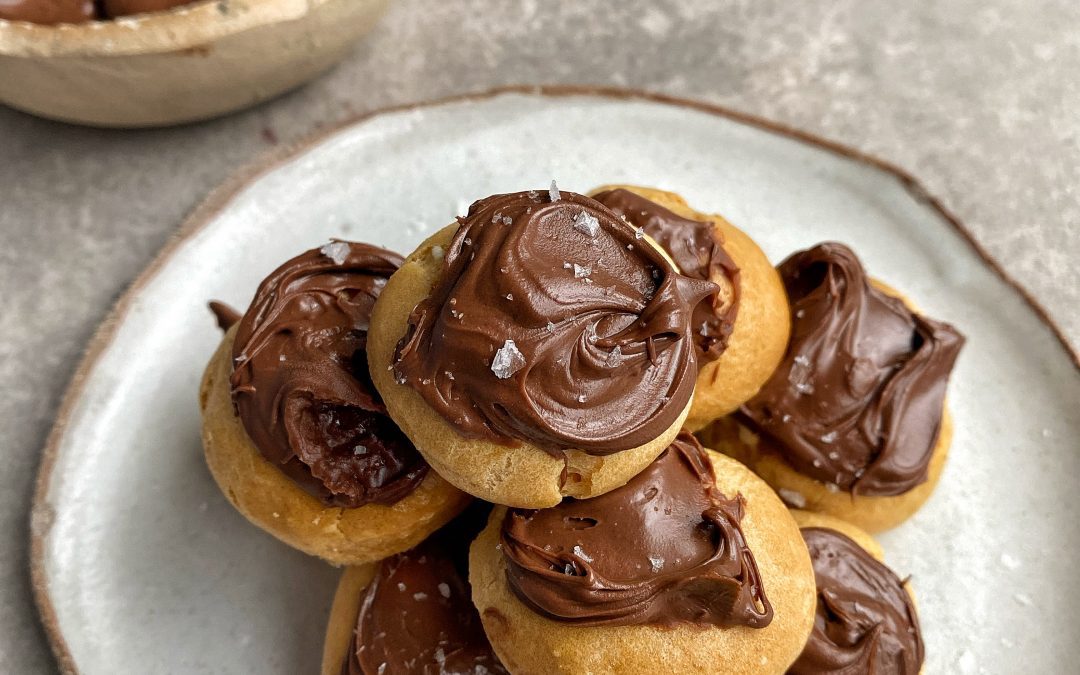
1 1 1077 672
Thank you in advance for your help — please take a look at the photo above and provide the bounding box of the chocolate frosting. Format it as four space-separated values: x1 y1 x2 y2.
0 0 96 24
393 190 716 454
739 243 964 496
341 504 508 675
230 242 428 508
500 432 772 628
208 301 240 332
789 528 924 675
592 188 741 361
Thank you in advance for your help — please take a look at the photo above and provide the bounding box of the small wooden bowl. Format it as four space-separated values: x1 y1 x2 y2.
0 0 390 127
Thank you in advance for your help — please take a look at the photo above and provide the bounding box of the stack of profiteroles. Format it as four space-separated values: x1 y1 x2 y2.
199 183 962 675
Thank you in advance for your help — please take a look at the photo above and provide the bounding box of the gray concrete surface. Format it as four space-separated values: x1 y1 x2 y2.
1 1 1077 671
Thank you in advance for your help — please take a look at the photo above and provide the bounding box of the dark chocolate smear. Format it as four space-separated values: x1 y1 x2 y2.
739 243 964 496
592 188 740 361
500 433 772 628
393 189 715 455
341 503 507 675
230 242 428 508
788 528 924 675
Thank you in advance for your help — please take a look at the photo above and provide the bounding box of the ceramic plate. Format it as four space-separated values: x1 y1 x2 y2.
32 88 1080 674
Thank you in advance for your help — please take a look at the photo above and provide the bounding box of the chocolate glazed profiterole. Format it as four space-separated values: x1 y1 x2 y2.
702 242 964 532
200 242 469 565
589 185 792 430
325 504 507 675
368 188 716 507
500 433 772 628
592 188 741 360
470 433 817 674
791 528 924 675
230 243 428 508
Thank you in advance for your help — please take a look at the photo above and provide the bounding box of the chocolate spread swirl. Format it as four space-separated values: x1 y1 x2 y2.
592 188 740 361
393 190 716 455
789 528 924 675
500 433 772 628
230 242 428 508
341 504 507 675
739 243 964 496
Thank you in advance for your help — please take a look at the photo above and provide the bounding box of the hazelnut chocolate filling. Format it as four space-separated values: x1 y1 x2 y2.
789 528 924 674
500 433 772 628
393 189 716 455
739 243 964 496
230 242 427 508
592 188 741 362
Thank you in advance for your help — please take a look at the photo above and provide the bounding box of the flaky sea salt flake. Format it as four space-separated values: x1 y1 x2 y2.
491 340 526 379
549 180 561 201
821 431 838 444
648 556 665 572
574 211 600 237
573 545 593 562
606 345 622 367
320 241 350 265
573 263 592 279
438 582 451 598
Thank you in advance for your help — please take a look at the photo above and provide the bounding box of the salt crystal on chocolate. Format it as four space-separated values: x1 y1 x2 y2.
320 241 350 265
491 340 526 379
574 211 600 237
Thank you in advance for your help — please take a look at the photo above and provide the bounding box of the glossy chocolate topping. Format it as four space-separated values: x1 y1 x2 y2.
393 189 716 454
592 188 741 361
500 433 772 628
230 242 428 508
208 301 240 332
0 0 95 24
739 243 964 496
341 504 508 675
789 528 923 675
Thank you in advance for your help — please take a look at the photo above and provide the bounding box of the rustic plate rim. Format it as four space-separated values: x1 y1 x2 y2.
28 84 1079 675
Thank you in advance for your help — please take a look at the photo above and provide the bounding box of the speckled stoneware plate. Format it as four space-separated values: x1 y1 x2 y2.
32 87 1080 674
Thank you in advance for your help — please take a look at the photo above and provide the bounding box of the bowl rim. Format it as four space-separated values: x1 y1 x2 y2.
0 0 344 58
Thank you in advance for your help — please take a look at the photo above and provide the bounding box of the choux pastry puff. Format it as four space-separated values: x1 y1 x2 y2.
200 241 469 566
470 433 816 674
589 185 791 430
368 188 716 508
699 242 964 532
